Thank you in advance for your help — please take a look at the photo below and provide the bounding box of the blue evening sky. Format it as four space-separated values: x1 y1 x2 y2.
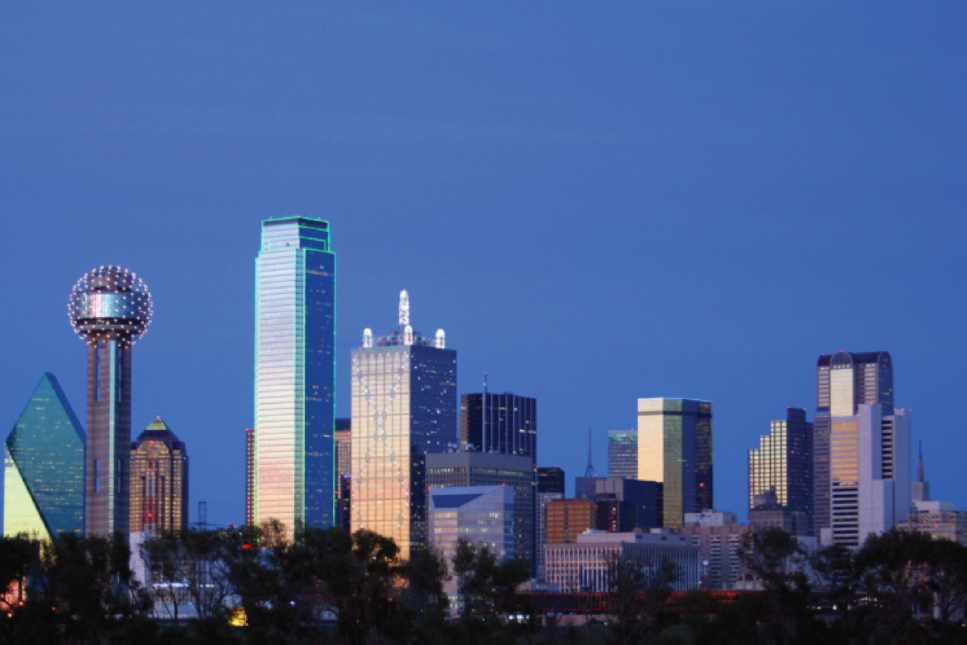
1 2 965 527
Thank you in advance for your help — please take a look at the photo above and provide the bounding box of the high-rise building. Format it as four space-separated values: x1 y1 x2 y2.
425 451 533 572
679 512 752 590
4 374 85 539
637 398 713 527
608 429 637 479
748 490 810 536
245 428 254 526
428 485 515 616
814 351 893 534
828 404 910 547
254 217 336 536
538 467 565 494
335 419 351 531
130 417 188 536
69 266 153 537
594 478 663 530
546 498 598 544
351 291 457 559
748 408 813 532
459 391 536 462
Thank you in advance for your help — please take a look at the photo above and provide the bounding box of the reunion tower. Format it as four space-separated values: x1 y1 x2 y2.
69 266 153 537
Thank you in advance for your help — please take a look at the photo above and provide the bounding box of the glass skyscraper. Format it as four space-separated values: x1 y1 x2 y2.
351 291 456 559
637 398 713 528
748 408 813 531
130 417 188 536
608 429 638 479
4 373 85 539
814 351 893 534
459 392 537 462
254 217 336 535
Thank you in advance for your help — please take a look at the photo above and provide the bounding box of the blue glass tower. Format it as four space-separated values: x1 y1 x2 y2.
255 217 336 534
4 374 86 539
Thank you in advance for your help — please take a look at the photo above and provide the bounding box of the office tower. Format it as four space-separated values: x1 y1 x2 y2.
254 217 336 536
546 498 598 544
594 478 663 530
678 512 752 590
425 451 533 571
428 485 515 616
748 408 813 532
814 351 893 534
459 391 536 462
575 429 606 499
546 531 699 593
130 417 188 536
637 398 713 527
335 419 351 531
829 404 910 547
911 442 929 505
538 467 565 494
245 428 255 526
4 374 85 539
69 266 153 537
749 490 810 536
589 494 637 533
351 291 457 559
338 475 351 532
608 429 637 479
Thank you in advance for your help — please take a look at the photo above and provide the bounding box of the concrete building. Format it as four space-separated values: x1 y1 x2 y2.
545 530 699 593
679 512 752 590
748 490 809 536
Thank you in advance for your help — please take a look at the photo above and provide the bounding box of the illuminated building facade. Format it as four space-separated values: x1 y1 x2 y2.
4 373 85 539
546 498 598 544
130 417 188 535
637 398 713 527
594 477 662 530
428 485 515 615
351 291 457 559
748 408 813 531
254 217 336 535
460 392 536 462
245 428 254 526
814 351 893 534
69 266 153 537
425 451 534 571
335 418 351 531
608 429 637 479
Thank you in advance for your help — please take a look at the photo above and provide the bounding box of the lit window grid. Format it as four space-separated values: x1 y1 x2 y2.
608 430 637 479
545 541 699 593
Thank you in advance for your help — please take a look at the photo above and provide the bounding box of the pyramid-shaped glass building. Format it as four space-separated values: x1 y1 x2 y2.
4 373 86 539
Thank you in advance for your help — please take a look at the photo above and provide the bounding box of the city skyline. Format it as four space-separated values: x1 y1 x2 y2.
2 4 966 528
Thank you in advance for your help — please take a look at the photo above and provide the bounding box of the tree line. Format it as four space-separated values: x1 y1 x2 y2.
0 523 966 644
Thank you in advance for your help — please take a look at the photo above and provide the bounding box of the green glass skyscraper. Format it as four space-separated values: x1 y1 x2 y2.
254 217 336 535
4 373 85 539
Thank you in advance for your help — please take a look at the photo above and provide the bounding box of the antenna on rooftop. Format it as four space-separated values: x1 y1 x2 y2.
584 428 598 478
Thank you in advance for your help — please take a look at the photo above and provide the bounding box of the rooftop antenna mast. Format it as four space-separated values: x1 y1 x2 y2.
483 373 489 452
584 428 598 478
918 440 924 483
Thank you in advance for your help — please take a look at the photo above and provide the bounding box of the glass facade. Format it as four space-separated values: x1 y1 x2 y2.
428 485 515 616
537 466 565 494
129 417 188 536
459 393 537 462
4 373 85 539
351 293 457 560
814 351 893 533
608 429 637 479
255 217 336 535
637 398 713 528
748 408 813 531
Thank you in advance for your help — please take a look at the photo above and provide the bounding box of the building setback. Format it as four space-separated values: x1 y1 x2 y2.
351 291 457 559
638 398 713 527
425 451 534 572
254 217 336 535
748 408 813 532
4 374 85 540
130 417 188 536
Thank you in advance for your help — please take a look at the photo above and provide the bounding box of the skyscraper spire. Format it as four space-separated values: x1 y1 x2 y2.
918 440 924 483
399 289 410 327
584 428 598 478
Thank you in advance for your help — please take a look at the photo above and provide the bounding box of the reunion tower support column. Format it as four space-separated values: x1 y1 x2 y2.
69 267 153 538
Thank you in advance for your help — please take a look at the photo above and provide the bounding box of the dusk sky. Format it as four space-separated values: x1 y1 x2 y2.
2 3 965 528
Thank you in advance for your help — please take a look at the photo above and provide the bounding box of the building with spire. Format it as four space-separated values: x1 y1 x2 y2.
254 217 336 537
130 417 188 536
575 429 606 499
638 398 713 527
4 374 85 539
351 290 457 559
899 445 967 546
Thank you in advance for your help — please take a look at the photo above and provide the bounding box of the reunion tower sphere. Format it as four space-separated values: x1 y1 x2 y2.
68 266 153 345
